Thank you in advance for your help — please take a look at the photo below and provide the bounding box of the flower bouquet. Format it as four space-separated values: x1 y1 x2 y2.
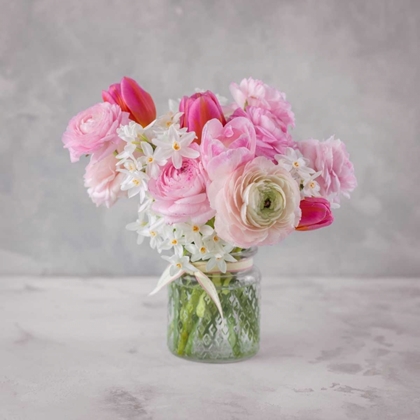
62 77 357 362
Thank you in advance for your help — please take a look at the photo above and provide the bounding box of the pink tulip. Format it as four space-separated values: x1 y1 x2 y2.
179 91 226 144
296 197 334 231
102 77 156 127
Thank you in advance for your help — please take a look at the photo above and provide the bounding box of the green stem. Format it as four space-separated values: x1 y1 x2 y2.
176 287 201 355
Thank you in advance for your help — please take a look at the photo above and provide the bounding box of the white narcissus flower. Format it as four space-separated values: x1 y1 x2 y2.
162 227 187 257
153 124 199 169
301 174 321 198
129 214 167 251
205 245 237 274
275 148 315 180
176 221 214 244
153 110 183 134
117 121 154 160
162 254 196 276
138 141 167 179
119 169 148 200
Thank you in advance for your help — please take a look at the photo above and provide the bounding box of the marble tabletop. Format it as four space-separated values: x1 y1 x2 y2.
0 276 419 420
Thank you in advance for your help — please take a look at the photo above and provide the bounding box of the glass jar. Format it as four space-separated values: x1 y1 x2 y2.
167 248 261 363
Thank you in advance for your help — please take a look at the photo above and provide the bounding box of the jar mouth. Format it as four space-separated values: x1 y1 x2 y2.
192 256 254 274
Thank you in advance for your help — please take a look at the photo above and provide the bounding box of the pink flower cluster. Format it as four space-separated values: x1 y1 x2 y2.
62 76 357 248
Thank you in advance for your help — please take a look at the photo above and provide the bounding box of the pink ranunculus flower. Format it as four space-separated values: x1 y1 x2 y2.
179 91 226 144
200 117 257 181
148 158 215 224
298 137 357 204
84 151 126 208
62 102 129 163
207 156 301 248
229 77 295 129
296 197 334 231
230 107 296 160
102 77 156 127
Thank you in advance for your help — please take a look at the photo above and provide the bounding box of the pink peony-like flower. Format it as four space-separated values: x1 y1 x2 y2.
200 117 256 181
230 107 295 160
148 158 215 224
102 77 156 127
62 102 129 163
179 91 226 144
298 137 357 204
84 152 126 208
296 197 334 231
207 156 301 248
229 77 295 129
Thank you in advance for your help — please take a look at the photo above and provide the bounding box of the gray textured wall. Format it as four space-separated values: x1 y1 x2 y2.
1 0 419 277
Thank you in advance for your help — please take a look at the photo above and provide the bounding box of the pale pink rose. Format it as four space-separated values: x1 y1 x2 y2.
298 137 357 204
148 159 215 224
62 102 129 163
229 77 295 129
230 107 296 160
207 156 301 248
84 152 126 208
200 117 256 181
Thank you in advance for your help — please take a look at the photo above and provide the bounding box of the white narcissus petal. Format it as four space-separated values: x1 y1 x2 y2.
218 259 227 273
206 258 217 272
180 148 200 159
178 131 197 146
141 141 153 156
154 147 171 160
172 152 182 169
224 254 237 263
194 270 223 318
200 225 213 237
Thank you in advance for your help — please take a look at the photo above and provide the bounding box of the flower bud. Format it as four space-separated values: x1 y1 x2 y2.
102 77 156 127
179 91 226 144
296 197 334 231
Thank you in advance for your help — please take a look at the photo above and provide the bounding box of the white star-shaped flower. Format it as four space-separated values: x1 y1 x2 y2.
162 254 196 277
117 121 154 161
119 169 148 200
205 245 237 274
276 148 315 180
138 141 167 179
176 221 214 244
153 125 199 169
162 228 187 257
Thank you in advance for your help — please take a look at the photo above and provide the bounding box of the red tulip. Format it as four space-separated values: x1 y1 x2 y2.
102 77 156 127
296 197 334 231
179 91 226 144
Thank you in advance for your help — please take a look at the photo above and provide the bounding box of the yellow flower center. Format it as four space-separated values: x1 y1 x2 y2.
293 161 300 168
192 225 200 232
213 235 219 242
149 230 157 237
172 142 181 151
309 181 316 188
171 239 178 245
132 179 140 186
176 263 182 269
199 247 207 254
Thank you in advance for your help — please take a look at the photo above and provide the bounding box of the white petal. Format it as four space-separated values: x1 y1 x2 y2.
180 147 200 159
200 225 213 237
172 152 182 169
141 141 153 156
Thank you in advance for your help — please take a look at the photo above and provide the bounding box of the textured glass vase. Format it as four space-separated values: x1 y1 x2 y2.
167 248 261 363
